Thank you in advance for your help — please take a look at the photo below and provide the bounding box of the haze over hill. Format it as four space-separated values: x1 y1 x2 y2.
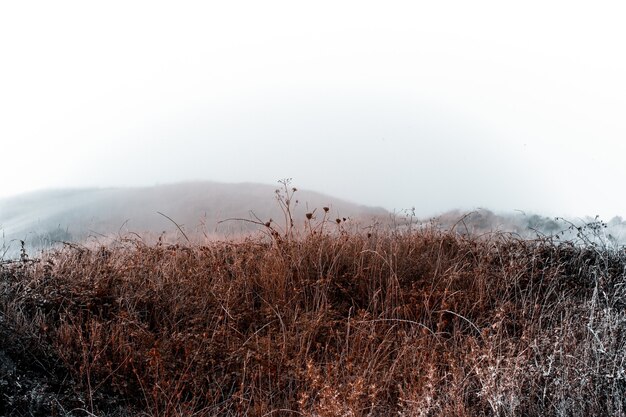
0 181 388 256
2 181 625 261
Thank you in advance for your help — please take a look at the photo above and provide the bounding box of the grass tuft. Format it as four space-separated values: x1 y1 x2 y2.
1 225 625 416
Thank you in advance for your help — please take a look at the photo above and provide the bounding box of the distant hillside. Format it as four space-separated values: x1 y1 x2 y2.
0 181 388 257
3 183 625 259
430 208 626 245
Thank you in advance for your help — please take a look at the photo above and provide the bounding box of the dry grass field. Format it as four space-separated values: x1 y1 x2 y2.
1 200 626 416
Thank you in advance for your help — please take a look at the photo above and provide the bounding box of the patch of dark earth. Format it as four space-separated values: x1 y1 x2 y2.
0 320 133 417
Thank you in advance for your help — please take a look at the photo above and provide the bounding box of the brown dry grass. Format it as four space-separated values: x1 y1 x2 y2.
1 225 626 416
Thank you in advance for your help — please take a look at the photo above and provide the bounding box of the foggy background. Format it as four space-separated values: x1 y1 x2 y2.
1 1 625 225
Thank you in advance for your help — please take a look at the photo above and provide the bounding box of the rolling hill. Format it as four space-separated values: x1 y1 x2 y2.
0 181 389 257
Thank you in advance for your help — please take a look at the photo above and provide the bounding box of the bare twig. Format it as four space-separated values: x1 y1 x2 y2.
157 211 190 243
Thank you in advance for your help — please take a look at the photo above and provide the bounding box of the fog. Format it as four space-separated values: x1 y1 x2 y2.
1 1 626 220
0 182 387 237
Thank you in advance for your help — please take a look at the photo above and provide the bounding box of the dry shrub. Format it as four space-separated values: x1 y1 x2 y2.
1 227 625 416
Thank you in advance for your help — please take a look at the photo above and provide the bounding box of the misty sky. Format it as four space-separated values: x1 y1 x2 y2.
1 1 625 218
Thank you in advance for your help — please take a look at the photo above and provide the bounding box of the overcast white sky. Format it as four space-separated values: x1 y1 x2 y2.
1 1 625 218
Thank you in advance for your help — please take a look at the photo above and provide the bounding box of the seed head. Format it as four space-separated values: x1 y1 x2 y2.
323 206 329 213
306 213 313 220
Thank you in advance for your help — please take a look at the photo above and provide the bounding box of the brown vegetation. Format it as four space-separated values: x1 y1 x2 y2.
1 220 625 416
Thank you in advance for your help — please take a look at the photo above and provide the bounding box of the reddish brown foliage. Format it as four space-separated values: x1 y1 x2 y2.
1 229 625 416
